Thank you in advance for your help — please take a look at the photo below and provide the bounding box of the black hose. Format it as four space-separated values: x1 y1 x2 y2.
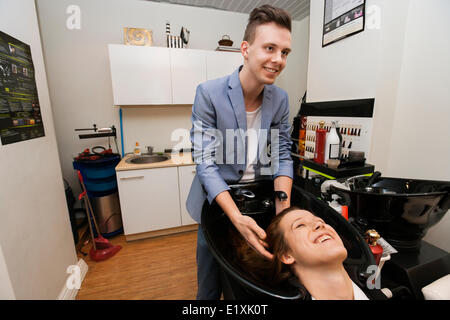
92 145 106 155
367 171 382 187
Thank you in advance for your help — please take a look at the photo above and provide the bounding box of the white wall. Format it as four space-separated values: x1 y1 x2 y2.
0 245 15 299
388 0 450 251
277 16 310 125
307 0 410 172
0 0 78 299
35 0 310 196
307 0 449 252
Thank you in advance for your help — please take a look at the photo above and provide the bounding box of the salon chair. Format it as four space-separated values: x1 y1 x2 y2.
201 180 388 300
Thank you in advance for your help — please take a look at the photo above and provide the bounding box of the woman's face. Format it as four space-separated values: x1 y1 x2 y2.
278 209 348 268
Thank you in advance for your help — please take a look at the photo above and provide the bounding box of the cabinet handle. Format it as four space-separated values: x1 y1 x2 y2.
120 176 144 180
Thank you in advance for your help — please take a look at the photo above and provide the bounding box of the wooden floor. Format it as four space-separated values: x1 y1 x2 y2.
76 230 198 300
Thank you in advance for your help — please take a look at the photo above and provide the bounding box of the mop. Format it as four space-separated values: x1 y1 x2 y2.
77 171 122 261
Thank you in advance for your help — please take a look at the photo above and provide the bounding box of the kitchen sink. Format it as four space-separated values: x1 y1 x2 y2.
125 154 170 164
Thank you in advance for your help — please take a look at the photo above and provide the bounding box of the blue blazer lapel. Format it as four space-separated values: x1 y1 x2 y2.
227 68 247 131
260 86 273 131
227 67 273 132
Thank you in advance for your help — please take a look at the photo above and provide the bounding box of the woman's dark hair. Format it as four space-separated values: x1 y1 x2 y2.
230 206 301 285
243 4 292 44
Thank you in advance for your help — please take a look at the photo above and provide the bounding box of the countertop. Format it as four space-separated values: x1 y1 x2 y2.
115 152 195 171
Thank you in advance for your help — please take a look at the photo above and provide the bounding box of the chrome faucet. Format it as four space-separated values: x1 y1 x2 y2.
144 146 154 155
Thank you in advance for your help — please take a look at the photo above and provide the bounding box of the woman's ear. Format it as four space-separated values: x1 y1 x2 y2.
280 252 295 265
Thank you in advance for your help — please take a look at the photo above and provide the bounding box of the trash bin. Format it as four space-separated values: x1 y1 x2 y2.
73 154 123 237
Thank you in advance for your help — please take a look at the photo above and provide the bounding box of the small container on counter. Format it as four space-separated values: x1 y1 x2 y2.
134 142 141 156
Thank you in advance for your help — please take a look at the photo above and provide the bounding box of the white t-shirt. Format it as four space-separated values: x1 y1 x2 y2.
239 105 262 183
311 280 369 300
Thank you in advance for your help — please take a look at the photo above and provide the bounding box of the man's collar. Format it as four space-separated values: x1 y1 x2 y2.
227 65 243 89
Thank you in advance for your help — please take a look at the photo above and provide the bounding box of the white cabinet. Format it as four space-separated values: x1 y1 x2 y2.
116 167 181 235
108 45 242 106
177 165 198 226
206 51 242 81
170 48 207 104
108 44 172 105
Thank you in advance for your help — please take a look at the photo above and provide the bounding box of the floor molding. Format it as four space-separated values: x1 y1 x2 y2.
125 224 198 242
58 258 88 300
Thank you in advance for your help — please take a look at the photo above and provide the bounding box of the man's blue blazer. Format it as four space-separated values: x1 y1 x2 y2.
186 66 293 223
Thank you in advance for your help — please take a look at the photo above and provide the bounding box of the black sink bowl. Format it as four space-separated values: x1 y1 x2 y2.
331 176 450 251
202 180 376 300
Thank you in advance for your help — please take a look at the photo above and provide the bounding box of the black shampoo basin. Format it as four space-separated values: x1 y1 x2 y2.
201 181 375 300
331 176 450 251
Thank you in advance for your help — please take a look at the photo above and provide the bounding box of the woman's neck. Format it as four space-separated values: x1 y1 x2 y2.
294 264 354 300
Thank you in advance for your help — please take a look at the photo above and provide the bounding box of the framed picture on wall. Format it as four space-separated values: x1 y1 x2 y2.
322 0 366 47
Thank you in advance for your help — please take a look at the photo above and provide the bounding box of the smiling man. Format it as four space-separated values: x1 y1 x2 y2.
187 5 294 300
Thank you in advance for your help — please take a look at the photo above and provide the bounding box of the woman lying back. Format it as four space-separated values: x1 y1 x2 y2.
231 206 369 300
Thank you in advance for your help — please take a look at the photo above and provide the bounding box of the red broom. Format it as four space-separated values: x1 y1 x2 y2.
77 171 121 261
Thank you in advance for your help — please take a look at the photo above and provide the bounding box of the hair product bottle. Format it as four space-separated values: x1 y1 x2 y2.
325 120 341 162
314 121 326 164
365 229 383 266
298 116 307 156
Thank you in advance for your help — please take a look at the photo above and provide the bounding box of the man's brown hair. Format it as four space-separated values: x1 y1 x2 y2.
243 4 292 44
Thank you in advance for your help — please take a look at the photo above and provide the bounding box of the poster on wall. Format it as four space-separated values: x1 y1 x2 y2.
0 30 45 146
323 0 366 47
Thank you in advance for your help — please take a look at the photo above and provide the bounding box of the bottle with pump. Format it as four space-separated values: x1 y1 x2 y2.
365 229 384 266
134 142 141 156
325 120 341 162
328 194 342 214
314 121 327 164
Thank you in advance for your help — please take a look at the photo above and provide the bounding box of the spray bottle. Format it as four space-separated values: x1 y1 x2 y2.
328 194 342 214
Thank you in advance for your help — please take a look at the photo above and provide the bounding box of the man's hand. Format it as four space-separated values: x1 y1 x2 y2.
215 190 273 260
231 214 274 261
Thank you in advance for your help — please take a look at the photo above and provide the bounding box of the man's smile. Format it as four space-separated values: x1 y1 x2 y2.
263 66 279 74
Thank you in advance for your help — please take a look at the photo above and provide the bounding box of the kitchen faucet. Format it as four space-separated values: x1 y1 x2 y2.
144 146 154 155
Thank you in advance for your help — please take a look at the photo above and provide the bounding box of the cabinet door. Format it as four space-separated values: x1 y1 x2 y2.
206 51 243 81
170 48 206 105
177 165 198 225
116 167 181 235
108 44 172 105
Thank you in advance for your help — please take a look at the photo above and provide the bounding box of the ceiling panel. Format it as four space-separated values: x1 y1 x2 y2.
146 0 310 21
